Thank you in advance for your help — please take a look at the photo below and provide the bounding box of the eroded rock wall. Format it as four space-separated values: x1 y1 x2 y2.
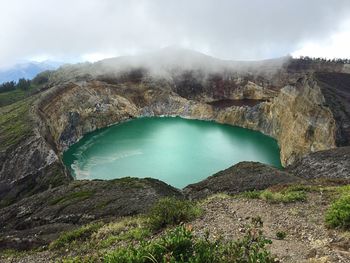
37 74 336 167
266 79 336 165
38 81 140 151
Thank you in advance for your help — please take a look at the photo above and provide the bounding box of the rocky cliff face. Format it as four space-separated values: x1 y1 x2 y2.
315 72 350 146
37 71 336 167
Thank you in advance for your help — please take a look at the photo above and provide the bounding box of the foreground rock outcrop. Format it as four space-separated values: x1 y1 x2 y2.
184 162 301 200
0 177 182 250
287 146 350 179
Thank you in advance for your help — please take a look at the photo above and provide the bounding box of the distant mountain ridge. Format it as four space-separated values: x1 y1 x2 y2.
0 61 62 84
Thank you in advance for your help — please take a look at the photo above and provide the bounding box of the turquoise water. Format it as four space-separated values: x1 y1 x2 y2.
63 117 281 188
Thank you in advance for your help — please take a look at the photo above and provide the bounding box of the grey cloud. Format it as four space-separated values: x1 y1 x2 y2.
0 0 349 67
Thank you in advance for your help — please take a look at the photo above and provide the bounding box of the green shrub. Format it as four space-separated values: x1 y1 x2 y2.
104 219 274 263
49 222 103 249
238 187 306 204
325 194 350 230
240 190 261 199
275 231 287 240
260 190 306 203
148 197 201 230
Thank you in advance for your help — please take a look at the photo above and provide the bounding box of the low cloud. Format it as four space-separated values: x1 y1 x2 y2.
0 0 350 67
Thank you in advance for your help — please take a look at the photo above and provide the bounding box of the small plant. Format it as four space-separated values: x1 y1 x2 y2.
325 194 350 230
147 197 201 230
49 222 103 249
226 218 273 263
276 231 287 240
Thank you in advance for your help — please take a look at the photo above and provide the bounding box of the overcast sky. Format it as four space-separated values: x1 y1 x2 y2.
1 0 350 68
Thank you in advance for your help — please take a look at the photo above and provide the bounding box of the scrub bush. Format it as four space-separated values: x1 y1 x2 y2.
148 197 201 230
325 194 350 230
49 222 103 249
260 190 306 203
104 219 274 263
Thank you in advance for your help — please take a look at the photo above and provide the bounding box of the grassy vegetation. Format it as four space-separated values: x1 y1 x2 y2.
62 256 98 263
239 190 262 199
336 184 350 195
147 197 202 230
49 191 95 205
104 219 274 263
0 88 30 107
56 218 274 262
49 222 103 249
47 199 203 261
48 198 202 252
239 186 307 203
260 190 306 203
0 249 29 258
0 71 51 107
0 71 52 151
113 177 147 188
93 216 151 249
0 83 45 107
325 186 350 230
99 227 151 249
0 97 34 151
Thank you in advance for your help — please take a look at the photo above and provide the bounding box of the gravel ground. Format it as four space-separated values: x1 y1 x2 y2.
191 193 350 263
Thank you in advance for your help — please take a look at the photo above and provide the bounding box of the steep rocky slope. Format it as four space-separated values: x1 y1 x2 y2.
0 177 182 250
316 72 350 146
287 146 350 179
